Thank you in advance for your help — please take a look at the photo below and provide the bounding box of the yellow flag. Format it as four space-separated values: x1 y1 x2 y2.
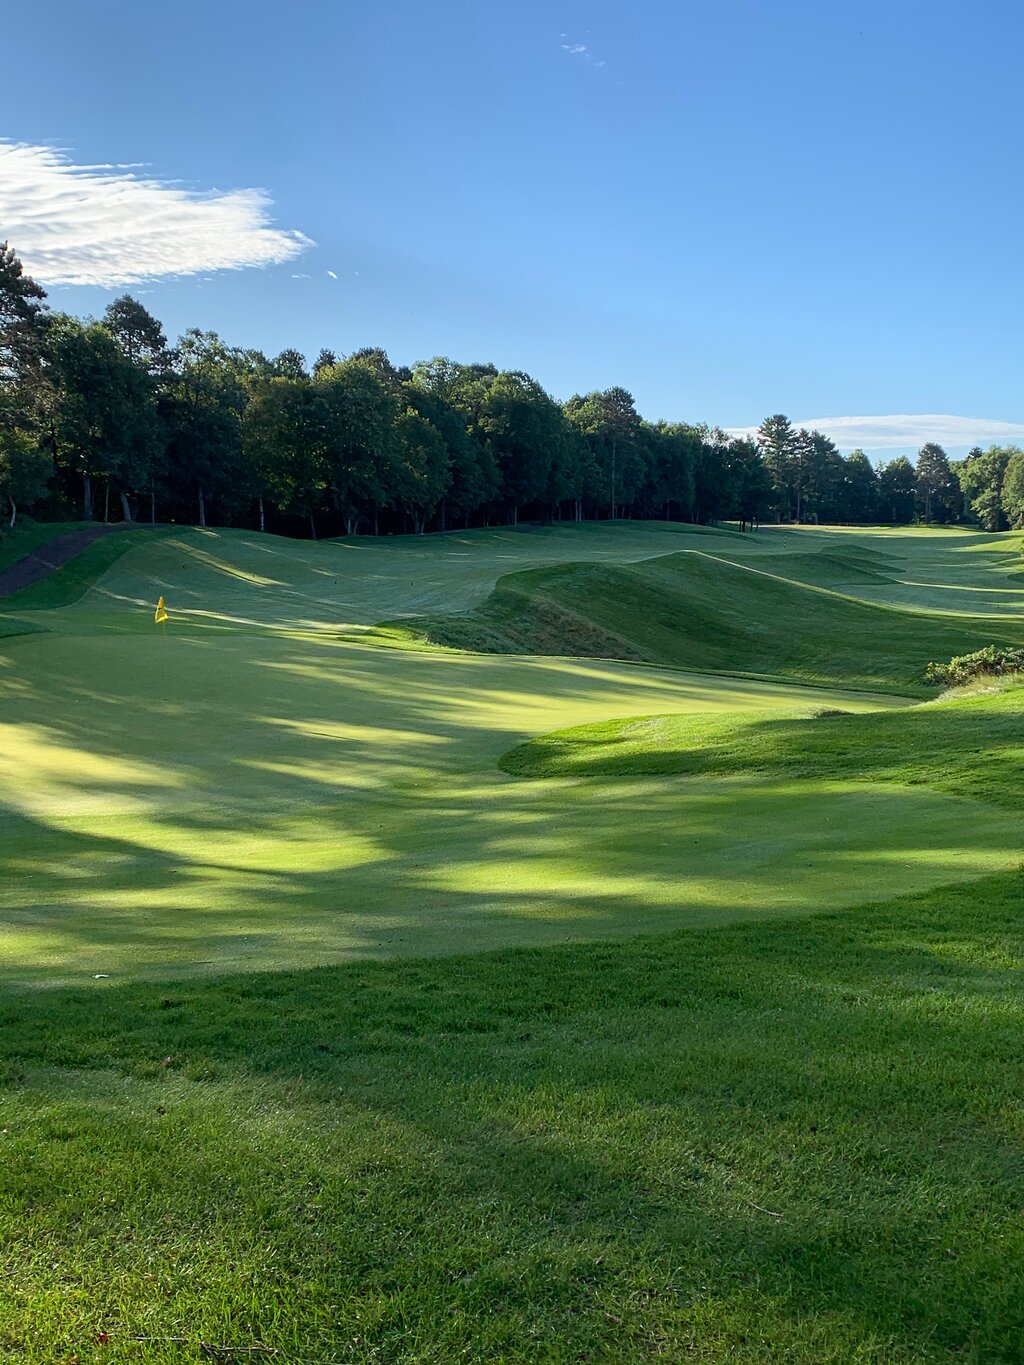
154 595 169 624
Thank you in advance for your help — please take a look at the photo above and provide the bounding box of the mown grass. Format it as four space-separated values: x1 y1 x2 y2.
0 528 168 610
0 618 45 641
499 678 1024 809
391 550 1018 693
8 631 982 986
5 523 1024 1361
2 871 1023 1363
0 520 86 574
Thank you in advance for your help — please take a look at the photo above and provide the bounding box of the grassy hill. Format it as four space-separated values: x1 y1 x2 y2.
388 547 1019 692
2 522 1024 1361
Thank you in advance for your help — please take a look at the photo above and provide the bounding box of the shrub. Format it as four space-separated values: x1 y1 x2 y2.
924 645 1024 687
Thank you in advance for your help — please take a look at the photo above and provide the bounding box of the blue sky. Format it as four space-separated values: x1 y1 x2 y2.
4 0 1024 454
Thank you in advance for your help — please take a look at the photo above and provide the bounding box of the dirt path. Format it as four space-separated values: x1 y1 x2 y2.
0 524 144 600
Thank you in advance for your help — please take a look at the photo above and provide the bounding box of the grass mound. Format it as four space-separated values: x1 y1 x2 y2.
0 618 46 642
0 528 169 610
396 550 1011 692
0 520 87 575
715 546 901 588
500 679 1024 810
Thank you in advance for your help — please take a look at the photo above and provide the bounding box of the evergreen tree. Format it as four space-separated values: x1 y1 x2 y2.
757 414 796 520
915 443 959 523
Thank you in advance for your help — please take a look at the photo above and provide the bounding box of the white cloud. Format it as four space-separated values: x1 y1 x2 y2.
326 269 338 280
0 141 312 286
727 414 1024 452
561 42 589 55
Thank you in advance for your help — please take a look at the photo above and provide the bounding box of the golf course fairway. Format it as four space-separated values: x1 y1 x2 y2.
1 520 1023 1362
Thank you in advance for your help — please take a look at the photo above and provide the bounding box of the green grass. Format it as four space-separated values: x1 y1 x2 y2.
4 522 1024 1360
2 875 1023 1362
4 631 969 985
392 550 1020 693
0 527 168 610
0 520 87 575
0 618 45 641
499 677 1024 808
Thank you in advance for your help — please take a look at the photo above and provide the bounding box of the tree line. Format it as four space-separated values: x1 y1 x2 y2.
1 242 1021 536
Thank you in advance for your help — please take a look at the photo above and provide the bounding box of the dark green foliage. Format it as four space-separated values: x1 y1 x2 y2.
957 445 1012 531
1001 449 1024 528
924 644 1024 687
0 239 47 387
878 456 916 522
915 443 960 524
0 427 49 527
0 242 1003 539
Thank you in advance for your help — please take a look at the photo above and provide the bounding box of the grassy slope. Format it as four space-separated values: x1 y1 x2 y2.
390 548 1020 693
499 678 1024 806
4 524 1024 1360
0 520 87 574
0 527 168 610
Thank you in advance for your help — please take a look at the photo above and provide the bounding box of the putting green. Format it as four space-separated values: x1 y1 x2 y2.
1 622 1018 986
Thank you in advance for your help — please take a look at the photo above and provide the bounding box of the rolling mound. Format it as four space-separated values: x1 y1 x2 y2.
499 678 1024 810
388 549 1014 692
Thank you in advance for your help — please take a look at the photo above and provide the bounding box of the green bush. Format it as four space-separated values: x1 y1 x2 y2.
924 644 1024 686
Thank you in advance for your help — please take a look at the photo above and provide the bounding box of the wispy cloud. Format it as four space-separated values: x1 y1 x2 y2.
560 36 607 67
326 269 338 280
728 414 1024 452
0 140 312 286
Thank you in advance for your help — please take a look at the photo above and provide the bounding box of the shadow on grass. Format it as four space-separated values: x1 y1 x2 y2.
1 627 1020 984
2 874 1023 1360
500 687 1024 813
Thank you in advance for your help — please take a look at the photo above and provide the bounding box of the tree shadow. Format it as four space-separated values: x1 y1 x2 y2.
3 875 1023 1359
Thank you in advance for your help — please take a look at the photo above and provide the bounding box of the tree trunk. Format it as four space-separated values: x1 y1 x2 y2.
104 484 110 523
9 497 16 530
309 509 317 540
258 496 265 533
150 483 156 525
120 491 133 522
511 503 518 525
373 508 379 536
610 438 617 520
83 472 93 520
439 496 447 533
198 487 206 528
